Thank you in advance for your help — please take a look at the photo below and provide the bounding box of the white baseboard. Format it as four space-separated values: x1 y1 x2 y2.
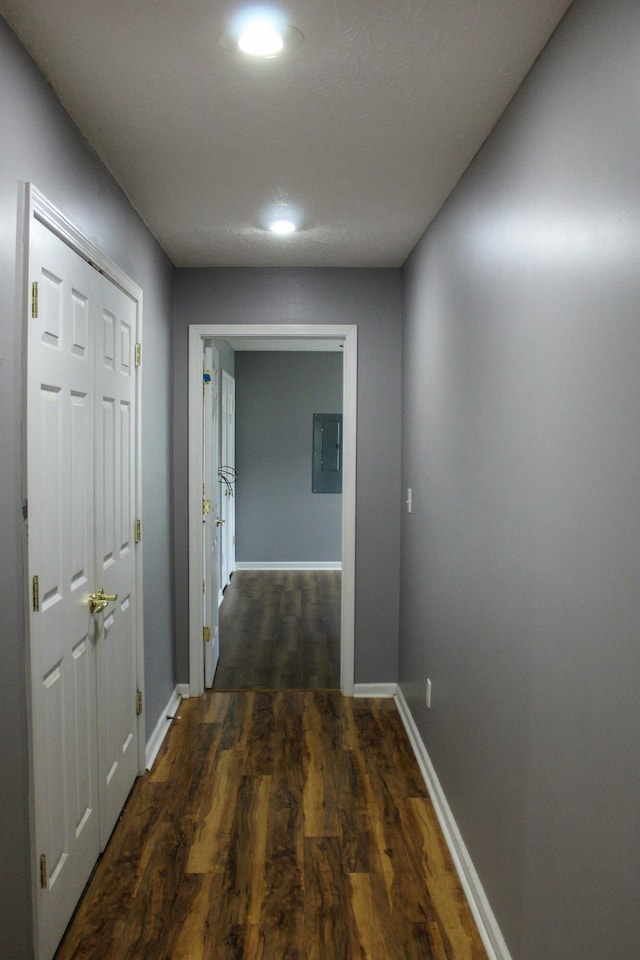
353 682 397 698
145 686 183 771
234 561 342 571
176 683 190 700
393 685 512 960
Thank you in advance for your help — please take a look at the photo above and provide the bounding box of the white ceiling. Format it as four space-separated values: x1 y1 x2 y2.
1 0 572 268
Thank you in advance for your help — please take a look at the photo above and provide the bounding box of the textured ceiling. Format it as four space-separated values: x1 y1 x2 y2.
1 0 573 267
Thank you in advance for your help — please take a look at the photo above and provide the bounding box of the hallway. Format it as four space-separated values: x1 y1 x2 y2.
54 690 487 960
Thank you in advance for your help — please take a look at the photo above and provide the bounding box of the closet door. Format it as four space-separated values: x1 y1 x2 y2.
28 217 140 959
28 218 101 960
94 272 139 845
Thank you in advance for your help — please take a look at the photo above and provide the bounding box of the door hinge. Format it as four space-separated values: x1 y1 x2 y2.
135 519 141 543
40 854 47 889
32 575 40 612
31 281 39 318
203 626 211 643
136 689 143 716
232 535 236 546
135 342 141 367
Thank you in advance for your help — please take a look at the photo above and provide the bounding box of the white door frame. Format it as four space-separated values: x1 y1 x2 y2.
22 184 146 950
188 323 357 697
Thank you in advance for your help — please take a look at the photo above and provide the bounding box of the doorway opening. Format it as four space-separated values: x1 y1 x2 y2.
188 324 357 697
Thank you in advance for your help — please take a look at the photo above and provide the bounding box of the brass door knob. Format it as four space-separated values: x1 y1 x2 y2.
89 588 118 615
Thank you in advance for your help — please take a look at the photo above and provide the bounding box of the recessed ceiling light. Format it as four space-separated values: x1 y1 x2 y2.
238 21 284 57
270 219 296 235
220 9 304 58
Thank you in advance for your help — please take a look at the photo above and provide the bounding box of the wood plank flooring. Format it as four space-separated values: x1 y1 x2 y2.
215 571 341 689
54 691 488 960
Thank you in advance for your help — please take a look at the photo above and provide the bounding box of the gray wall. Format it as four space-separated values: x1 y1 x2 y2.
173 269 402 684
235 351 343 563
400 1 640 957
0 19 175 958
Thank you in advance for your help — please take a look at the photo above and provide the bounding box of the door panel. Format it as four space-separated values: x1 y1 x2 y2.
219 371 229 594
219 371 236 595
28 219 100 960
203 343 220 687
227 375 236 578
94 275 138 845
28 218 139 960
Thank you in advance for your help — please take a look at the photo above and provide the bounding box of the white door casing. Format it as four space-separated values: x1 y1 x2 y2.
187 324 357 699
203 342 220 687
25 186 144 960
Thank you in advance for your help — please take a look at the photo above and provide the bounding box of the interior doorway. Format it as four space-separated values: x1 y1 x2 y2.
188 324 357 698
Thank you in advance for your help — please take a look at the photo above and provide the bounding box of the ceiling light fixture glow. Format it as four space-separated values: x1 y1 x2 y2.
220 9 304 59
238 21 284 57
270 218 296 235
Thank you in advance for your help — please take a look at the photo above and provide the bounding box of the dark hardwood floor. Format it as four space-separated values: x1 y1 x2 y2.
54 691 488 960
214 570 341 690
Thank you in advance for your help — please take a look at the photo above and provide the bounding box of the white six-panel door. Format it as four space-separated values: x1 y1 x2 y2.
28 215 139 960
28 218 102 960
203 342 220 687
94 270 139 844
226 374 236 579
219 370 235 595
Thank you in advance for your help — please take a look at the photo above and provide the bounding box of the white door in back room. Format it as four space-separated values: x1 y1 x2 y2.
219 369 236 597
27 212 140 960
203 341 220 686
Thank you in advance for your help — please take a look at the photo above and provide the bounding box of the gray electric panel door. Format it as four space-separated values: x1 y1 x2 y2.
313 413 343 493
